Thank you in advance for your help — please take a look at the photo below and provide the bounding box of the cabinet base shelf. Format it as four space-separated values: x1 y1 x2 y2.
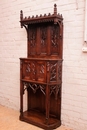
20 110 61 130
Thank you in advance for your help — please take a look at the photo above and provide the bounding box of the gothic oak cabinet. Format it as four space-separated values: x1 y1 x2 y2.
19 4 63 130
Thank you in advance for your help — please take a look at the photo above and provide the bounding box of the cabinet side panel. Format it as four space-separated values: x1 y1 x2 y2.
28 84 46 113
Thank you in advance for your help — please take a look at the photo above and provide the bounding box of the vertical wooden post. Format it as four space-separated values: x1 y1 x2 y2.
20 60 23 119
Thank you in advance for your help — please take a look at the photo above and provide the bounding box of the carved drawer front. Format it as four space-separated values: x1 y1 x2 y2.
49 61 62 83
22 60 46 82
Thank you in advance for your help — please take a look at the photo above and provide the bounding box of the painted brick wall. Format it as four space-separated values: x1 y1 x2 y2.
0 0 87 130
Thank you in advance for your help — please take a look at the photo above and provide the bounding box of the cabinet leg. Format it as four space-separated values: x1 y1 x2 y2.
46 85 50 124
20 81 24 117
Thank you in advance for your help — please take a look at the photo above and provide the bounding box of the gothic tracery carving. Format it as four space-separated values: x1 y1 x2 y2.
29 28 36 47
40 65 45 74
50 85 61 100
26 63 31 73
26 62 36 80
51 26 58 47
23 82 46 95
32 63 36 75
58 61 62 80
50 62 57 81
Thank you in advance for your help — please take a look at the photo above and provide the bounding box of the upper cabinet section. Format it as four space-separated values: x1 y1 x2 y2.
20 4 63 59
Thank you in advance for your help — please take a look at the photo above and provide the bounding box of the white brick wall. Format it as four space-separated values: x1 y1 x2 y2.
0 0 87 130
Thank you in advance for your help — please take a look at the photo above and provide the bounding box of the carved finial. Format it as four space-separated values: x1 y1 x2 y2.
20 10 23 20
48 13 51 16
25 17 27 19
44 14 46 16
20 10 23 28
54 4 57 15
36 15 38 18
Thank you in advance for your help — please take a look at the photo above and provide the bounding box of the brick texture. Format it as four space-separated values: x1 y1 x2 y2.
0 0 87 130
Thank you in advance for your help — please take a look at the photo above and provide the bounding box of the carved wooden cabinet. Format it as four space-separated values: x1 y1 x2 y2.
20 4 63 130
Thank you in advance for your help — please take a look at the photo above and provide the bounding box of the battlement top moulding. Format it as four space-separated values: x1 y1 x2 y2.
20 4 63 27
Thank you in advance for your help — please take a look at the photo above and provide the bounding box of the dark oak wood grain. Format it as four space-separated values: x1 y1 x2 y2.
20 4 63 130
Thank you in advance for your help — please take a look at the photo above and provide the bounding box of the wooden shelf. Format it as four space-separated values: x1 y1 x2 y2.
20 110 61 130
21 79 62 85
20 57 63 61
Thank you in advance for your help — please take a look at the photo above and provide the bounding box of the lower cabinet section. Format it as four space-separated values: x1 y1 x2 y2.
20 58 62 129
20 80 62 128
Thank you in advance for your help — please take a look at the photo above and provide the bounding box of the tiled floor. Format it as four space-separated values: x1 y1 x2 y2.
0 105 72 130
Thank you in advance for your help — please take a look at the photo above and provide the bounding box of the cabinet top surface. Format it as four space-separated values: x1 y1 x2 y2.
20 57 63 61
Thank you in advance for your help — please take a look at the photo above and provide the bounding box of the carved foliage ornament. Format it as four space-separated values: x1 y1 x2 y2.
29 28 36 47
51 26 59 47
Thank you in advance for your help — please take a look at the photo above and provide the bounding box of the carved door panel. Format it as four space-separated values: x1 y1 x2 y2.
22 60 36 80
36 61 46 82
50 25 60 55
40 26 47 55
28 26 37 56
